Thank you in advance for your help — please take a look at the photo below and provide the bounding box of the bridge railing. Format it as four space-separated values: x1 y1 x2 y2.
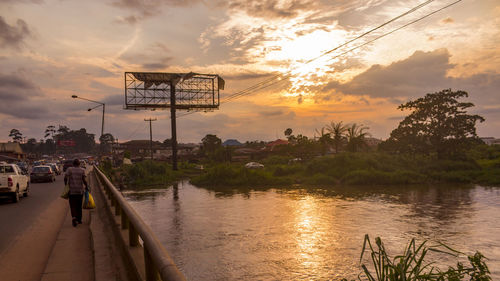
93 165 186 281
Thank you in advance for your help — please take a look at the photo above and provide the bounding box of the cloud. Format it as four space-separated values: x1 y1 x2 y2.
258 110 284 117
118 42 172 70
0 16 31 50
110 0 202 23
441 17 454 24
223 71 273 80
0 72 60 119
323 49 455 98
227 0 318 19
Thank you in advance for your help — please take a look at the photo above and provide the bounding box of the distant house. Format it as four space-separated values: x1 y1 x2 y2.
480 137 500 145
365 137 383 147
119 140 198 160
222 139 242 147
265 139 289 151
0 142 25 161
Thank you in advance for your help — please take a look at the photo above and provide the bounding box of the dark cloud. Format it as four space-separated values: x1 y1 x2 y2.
321 48 500 116
89 80 121 94
0 16 31 49
0 73 60 119
323 49 455 98
119 43 172 69
111 0 202 23
102 94 125 106
141 62 170 70
258 110 284 117
223 71 273 80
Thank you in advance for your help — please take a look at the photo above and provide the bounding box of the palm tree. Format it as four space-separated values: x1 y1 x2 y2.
326 121 347 153
346 123 370 152
314 127 331 155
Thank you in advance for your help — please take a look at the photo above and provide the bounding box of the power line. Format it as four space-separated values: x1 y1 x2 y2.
221 0 437 104
176 0 462 119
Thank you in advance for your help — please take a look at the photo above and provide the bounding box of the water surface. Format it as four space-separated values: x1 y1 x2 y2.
123 182 500 280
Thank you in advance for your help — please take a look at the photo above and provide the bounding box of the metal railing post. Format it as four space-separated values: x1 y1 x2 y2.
144 246 160 281
129 224 139 247
115 202 121 216
121 212 129 229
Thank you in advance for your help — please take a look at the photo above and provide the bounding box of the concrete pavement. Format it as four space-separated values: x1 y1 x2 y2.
0 171 127 281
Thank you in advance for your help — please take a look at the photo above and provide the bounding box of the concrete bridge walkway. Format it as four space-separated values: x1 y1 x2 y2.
0 171 126 281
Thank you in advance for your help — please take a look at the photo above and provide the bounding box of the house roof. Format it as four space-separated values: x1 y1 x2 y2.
266 139 289 147
0 142 24 154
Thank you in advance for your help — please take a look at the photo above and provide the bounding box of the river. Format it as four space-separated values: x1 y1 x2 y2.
122 182 500 280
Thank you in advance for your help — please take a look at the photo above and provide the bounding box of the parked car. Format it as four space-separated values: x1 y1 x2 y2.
62 160 73 172
0 162 29 202
30 165 56 183
244 162 265 169
15 161 29 174
47 163 61 175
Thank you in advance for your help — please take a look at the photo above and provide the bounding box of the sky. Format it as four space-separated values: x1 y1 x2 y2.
1 0 499 144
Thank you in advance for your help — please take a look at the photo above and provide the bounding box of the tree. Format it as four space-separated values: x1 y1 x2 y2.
99 133 115 154
44 125 56 139
284 128 293 138
383 89 485 159
9 129 23 142
201 134 222 156
315 127 331 155
346 123 370 152
326 121 347 153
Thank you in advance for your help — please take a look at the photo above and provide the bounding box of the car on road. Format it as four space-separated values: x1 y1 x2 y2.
0 162 29 202
62 160 73 172
30 165 56 183
47 163 61 175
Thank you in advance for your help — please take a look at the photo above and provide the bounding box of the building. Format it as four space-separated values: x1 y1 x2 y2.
480 137 500 145
116 140 199 160
0 142 25 161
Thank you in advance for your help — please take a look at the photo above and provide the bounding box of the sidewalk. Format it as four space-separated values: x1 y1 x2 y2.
0 171 125 281
41 209 93 281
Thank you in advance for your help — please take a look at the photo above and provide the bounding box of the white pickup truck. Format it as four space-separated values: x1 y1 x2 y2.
0 162 29 203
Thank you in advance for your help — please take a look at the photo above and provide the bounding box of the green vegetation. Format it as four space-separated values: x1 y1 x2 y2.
341 235 491 281
189 145 500 188
101 160 199 189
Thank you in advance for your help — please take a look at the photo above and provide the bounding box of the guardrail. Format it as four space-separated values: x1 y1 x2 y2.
93 166 186 281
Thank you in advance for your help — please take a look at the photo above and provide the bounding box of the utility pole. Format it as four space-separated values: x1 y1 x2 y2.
144 118 157 161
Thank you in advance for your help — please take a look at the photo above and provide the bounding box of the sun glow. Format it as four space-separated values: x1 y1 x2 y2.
260 28 348 100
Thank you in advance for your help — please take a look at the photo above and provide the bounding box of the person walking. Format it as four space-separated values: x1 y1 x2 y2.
64 159 89 227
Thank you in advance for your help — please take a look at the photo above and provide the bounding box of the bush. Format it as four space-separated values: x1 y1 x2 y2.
190 164 293 187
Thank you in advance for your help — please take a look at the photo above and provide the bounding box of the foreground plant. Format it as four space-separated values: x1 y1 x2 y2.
342 235 491 281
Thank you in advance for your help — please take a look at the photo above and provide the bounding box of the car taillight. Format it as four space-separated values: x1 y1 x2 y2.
8 177 13 187
48 171 52 174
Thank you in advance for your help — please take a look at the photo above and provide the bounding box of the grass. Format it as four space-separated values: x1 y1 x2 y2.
106 144 500 189
341 235 491 281
103 160 200 189
190 150 500 188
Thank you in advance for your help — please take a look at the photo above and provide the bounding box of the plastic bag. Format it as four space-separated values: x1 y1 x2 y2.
60 184 69 199
83 190 96 209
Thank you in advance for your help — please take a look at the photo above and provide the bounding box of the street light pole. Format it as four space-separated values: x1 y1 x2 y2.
71 95 105 138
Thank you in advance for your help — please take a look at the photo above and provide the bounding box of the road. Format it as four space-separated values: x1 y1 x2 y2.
0 173 65 254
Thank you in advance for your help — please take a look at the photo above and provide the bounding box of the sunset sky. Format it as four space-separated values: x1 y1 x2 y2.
1 0 499 144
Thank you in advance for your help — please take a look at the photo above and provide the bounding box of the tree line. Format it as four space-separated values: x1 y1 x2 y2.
199 89 486 161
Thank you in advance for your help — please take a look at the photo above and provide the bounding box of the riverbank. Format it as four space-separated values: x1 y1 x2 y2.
191 152 500 188
104 145 500 190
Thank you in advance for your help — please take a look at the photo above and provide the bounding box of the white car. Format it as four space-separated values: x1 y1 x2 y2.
244 162 265 169
0 162 29 202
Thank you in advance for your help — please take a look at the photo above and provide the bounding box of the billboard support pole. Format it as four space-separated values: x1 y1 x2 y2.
170 81 178 171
